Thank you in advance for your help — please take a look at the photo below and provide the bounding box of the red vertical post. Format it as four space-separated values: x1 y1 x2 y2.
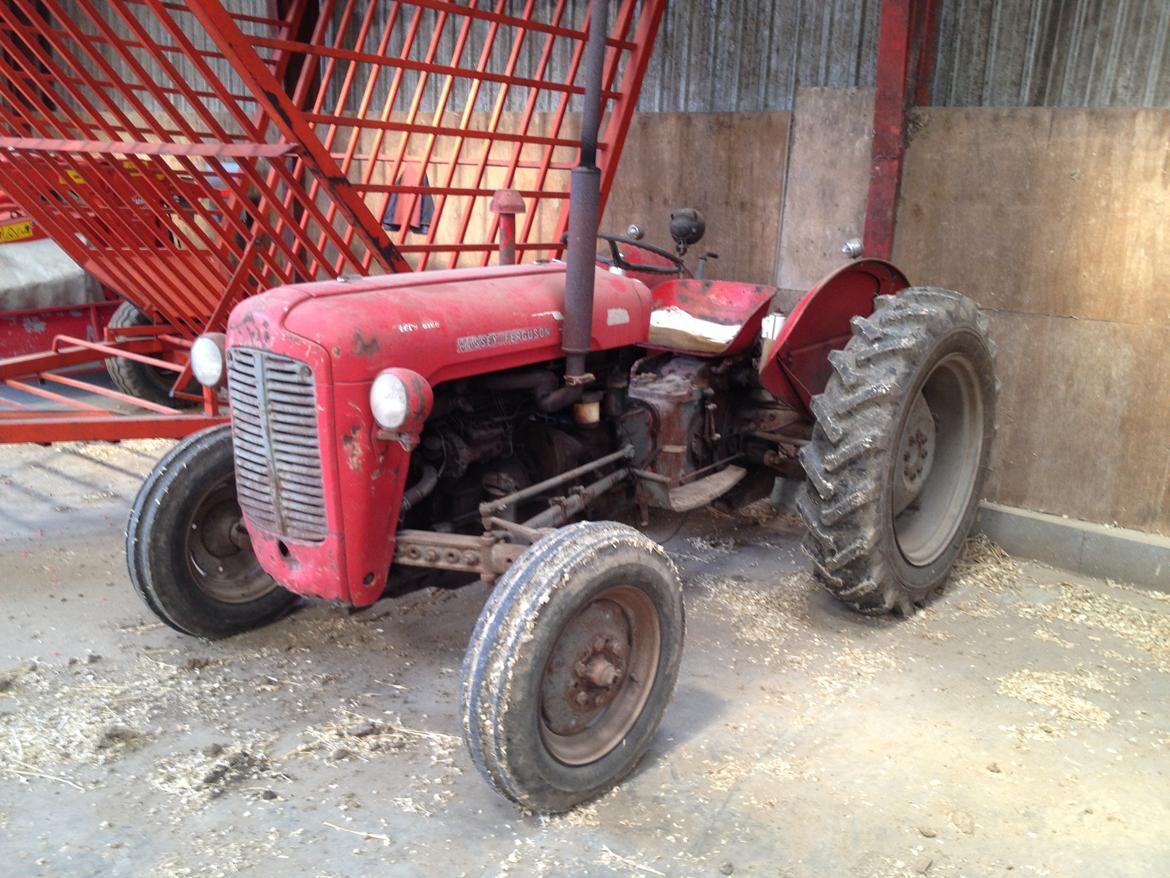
863 0 940 261
489 189 525 266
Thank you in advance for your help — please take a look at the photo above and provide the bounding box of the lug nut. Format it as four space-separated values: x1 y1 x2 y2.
574 660 587 677
576 691 590 705
593 636 606 651
612 642 626 657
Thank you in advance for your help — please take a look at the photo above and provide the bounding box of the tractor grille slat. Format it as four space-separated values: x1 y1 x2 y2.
227 348 327 543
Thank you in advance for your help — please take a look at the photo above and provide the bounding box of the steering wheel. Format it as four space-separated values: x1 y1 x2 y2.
594 232 687 276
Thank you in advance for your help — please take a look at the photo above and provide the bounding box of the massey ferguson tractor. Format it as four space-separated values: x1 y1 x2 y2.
125 10 996 813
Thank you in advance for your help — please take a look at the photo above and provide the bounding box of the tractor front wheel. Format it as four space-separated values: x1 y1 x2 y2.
126 425 295 638
797 288 996 614
461 522 684 812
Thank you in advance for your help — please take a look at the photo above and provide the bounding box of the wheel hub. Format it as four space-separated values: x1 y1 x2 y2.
185 479 275 605
539 585 661 766
894 392 936 514
543 600 629 735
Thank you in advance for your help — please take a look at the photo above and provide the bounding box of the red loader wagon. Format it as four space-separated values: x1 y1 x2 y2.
0 0 661 441
2 1 997 812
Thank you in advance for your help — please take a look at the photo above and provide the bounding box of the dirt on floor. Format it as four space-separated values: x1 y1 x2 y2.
1 440 1168 877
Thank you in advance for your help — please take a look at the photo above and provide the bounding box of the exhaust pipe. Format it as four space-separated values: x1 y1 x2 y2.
562 0 609 386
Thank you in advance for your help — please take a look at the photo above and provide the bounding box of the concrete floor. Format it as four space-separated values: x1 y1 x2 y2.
1 440 1168 878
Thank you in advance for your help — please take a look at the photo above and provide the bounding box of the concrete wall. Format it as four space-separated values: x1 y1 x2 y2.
603 112 790 286
772 87 1170 537
894 106 1170 536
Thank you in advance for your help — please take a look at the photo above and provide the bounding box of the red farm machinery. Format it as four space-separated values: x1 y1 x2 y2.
0 1 994 812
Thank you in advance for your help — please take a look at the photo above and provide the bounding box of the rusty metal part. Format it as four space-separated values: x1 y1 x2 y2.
185 474 274 605
520 467 631 531
734 404 806 435
483 517 552 545
489 189 526 266
479 445 634 520
392 530 525 584
662 464 746 513
539 585 661 766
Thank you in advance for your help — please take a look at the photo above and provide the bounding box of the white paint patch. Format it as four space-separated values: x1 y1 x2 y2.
759 312 787 359
760 312 786 340
648 305 740 353
532 310 564 321
606 307 630 327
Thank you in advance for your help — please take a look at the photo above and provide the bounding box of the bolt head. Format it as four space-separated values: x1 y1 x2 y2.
576 691 590 705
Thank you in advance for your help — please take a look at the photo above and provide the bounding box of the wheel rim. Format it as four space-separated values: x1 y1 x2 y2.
892 352 985 566
184 475 276 604
539 585 661 766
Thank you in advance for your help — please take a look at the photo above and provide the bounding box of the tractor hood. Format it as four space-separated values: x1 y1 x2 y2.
228 263 651 385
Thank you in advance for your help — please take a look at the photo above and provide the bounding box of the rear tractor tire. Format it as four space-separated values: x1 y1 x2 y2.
105 300 198 408
461 522 685 813
797 288 996 615
127 425 295 638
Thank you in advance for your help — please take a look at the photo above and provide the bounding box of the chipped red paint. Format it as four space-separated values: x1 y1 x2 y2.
759 259 910 412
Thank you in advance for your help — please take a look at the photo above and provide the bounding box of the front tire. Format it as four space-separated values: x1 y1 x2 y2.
461 522 685 813
126 425 295 638
797 288 996 614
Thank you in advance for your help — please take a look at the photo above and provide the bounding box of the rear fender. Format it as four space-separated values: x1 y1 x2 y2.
758 259 909 413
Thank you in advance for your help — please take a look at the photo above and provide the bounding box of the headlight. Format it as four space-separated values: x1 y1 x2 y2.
369 368 433 434
369 371 409 429
190 333 226 387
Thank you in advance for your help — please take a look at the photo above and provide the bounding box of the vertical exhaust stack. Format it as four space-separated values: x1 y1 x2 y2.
562 0 609 386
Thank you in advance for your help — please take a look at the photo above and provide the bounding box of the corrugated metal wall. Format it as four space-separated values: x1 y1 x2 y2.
642 0 1170 111
637 0 880 112
932 0 1170 108
45 0 1170 115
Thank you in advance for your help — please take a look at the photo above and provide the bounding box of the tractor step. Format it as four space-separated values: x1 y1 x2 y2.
665 465 747 512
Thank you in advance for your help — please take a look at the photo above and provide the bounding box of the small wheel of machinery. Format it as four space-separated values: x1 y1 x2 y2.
461 521 685 813
126 425 295 638
105 300 199 408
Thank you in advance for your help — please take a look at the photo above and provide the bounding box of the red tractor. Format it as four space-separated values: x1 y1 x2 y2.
126 13 996 813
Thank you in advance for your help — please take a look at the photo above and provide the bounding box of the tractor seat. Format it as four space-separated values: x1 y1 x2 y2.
646 278 779 357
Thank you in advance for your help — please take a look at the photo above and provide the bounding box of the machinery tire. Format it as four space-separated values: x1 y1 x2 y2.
797 288 996 615
461 521 684 812
104 300 198 408
126 425 295 638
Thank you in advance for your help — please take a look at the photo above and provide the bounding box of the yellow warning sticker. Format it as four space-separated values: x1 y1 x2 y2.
0 219 33 243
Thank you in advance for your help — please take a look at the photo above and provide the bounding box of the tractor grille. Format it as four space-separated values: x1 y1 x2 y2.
227 348 327 542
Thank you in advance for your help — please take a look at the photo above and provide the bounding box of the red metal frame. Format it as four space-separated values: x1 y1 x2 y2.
0 0 665 444
0 300 117 359
863 0 941 260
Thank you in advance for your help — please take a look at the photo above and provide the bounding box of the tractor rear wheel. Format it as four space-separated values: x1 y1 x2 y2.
461 522 684 812
105 301 198 408
127 425 295 638
797 288 996 614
